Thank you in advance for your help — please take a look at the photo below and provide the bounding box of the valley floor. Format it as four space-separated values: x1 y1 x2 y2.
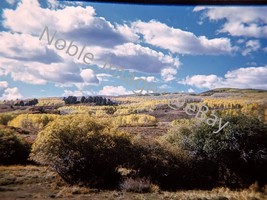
1 165 266 200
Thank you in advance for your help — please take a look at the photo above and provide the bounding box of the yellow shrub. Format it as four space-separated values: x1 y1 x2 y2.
0 113 17 125
171 118 199 127
114 108 131 115
37 98 65 106
31 115 132 187
94 109 108 117
58 105 112 115
203 97 267 122
112 114 157 127
8 114 58 131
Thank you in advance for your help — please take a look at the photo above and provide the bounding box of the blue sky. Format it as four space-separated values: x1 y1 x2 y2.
0 0 267 99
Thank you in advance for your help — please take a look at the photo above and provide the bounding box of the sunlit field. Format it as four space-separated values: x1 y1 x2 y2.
1 89 267 199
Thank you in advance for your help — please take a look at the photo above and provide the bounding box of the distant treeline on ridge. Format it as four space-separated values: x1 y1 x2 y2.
63 96 116 106
3 96 116 107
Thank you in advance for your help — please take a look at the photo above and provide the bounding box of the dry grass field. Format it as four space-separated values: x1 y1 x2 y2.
1 166 266 200
1 89 267 199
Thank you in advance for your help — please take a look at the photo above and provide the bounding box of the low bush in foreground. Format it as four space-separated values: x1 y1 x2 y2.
0 128 31 165
31 115 134 188
164 115 267 188
30 114 267 190
0 113 17 125
30 115 194 189
131 139 217 190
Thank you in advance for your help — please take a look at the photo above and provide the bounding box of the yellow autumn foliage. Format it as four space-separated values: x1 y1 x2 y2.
203 98 267 122
0 113 17 125
112 114 157 127
37 98 65 106
8 114 59 131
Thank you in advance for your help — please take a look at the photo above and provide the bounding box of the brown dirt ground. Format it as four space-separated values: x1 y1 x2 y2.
149 109 190 123
1 166 266 200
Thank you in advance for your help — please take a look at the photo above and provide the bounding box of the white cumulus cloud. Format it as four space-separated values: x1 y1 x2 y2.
99 43 180 73
132 20 236 55
0 81 9 90
63 89 92 96
98 85 132 96
161 68 177 82
0 87 22 100
188 88 195 93
80 69 98 83
242 40 261 56
0 0 180 88
5 0 16 5
194 7 267 38
2 0 138 47
179 66 267 90
0 81 22 100
134 76 157 82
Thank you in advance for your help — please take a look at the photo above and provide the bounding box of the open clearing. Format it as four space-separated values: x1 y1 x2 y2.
1 166 267 200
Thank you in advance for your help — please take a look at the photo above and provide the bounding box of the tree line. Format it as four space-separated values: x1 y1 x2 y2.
63 96 116 106
14 99 38 106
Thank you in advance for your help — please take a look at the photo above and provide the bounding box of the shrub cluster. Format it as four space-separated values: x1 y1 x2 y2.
31 115 133 188
0 128 31 165
0 113 17 125
37 98 65 106
112 114 157 127
30 114 267 190
8 114 58 131
165 115 267 188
